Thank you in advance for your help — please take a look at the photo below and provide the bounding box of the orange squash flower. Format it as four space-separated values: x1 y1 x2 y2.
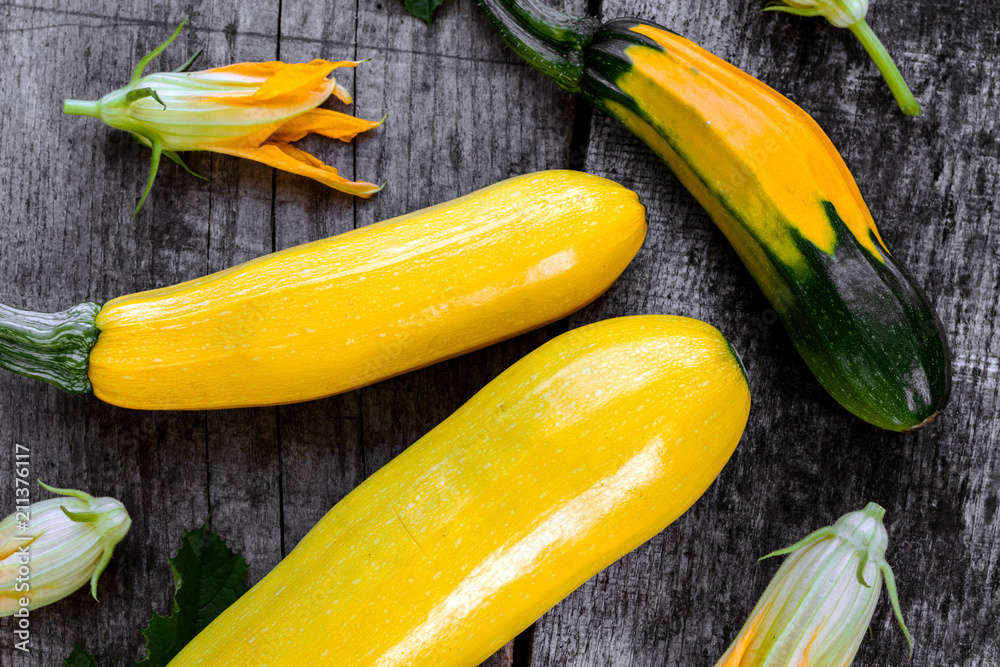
715 503 912 666
64 20 382 217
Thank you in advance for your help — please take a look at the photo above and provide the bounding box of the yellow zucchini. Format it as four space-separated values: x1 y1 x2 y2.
167 315 751 666
0 171 646 409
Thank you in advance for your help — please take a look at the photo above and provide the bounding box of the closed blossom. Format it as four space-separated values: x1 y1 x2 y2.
0 482 130 615
715 502 912 666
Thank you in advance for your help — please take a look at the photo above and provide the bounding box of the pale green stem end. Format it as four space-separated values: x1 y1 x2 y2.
849 19 923 116
63 99 101 118
863 502 887 522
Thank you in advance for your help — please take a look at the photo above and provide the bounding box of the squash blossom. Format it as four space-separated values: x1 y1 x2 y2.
0 481 131 615
715 502 912 666
64 20 383 217
764 0 922 116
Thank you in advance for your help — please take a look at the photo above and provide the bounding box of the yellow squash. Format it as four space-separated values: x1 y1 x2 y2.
168 315 751 666
0 170 646 407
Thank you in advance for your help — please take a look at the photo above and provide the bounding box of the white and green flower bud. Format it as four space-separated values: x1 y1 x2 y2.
715 502 912 666
765 0 868 29
0 482 131 615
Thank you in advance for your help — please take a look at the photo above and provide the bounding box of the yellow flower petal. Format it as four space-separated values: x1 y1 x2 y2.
205 59 358 82
202 61 288 80
251 60 337 101
212 142 381 197
269 108 383 143
333 83 353 105
719 598 773 667
211 60 361 106
253 59 360 101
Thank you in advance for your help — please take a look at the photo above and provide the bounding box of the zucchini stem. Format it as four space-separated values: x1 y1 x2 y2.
63 99 101 117
499 0 600 51
849 19 922 116
0 302 101 395
475 0 599 93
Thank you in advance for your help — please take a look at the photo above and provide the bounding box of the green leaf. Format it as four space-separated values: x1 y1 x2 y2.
64 518 248 667
63 644 111 667
136 519 250 667
402 0 448 25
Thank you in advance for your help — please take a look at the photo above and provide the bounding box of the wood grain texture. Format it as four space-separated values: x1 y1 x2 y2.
0 0 997 665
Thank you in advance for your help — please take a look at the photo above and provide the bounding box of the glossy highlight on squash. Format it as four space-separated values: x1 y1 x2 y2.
476 0 951 431
167 315 752 666
86 170 646 409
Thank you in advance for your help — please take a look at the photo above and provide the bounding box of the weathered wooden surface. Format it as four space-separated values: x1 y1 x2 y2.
0 0 997 665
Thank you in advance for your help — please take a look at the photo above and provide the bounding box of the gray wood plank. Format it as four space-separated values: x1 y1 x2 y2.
524 0 1000 666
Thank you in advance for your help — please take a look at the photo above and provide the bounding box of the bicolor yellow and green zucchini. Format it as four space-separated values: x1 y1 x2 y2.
0 170 646 409
167 315 752 666
476 0 951 431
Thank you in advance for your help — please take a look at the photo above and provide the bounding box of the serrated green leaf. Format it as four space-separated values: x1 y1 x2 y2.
64 518 248 667
135 519 250 667
402 0 448 25
63 644 111 667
